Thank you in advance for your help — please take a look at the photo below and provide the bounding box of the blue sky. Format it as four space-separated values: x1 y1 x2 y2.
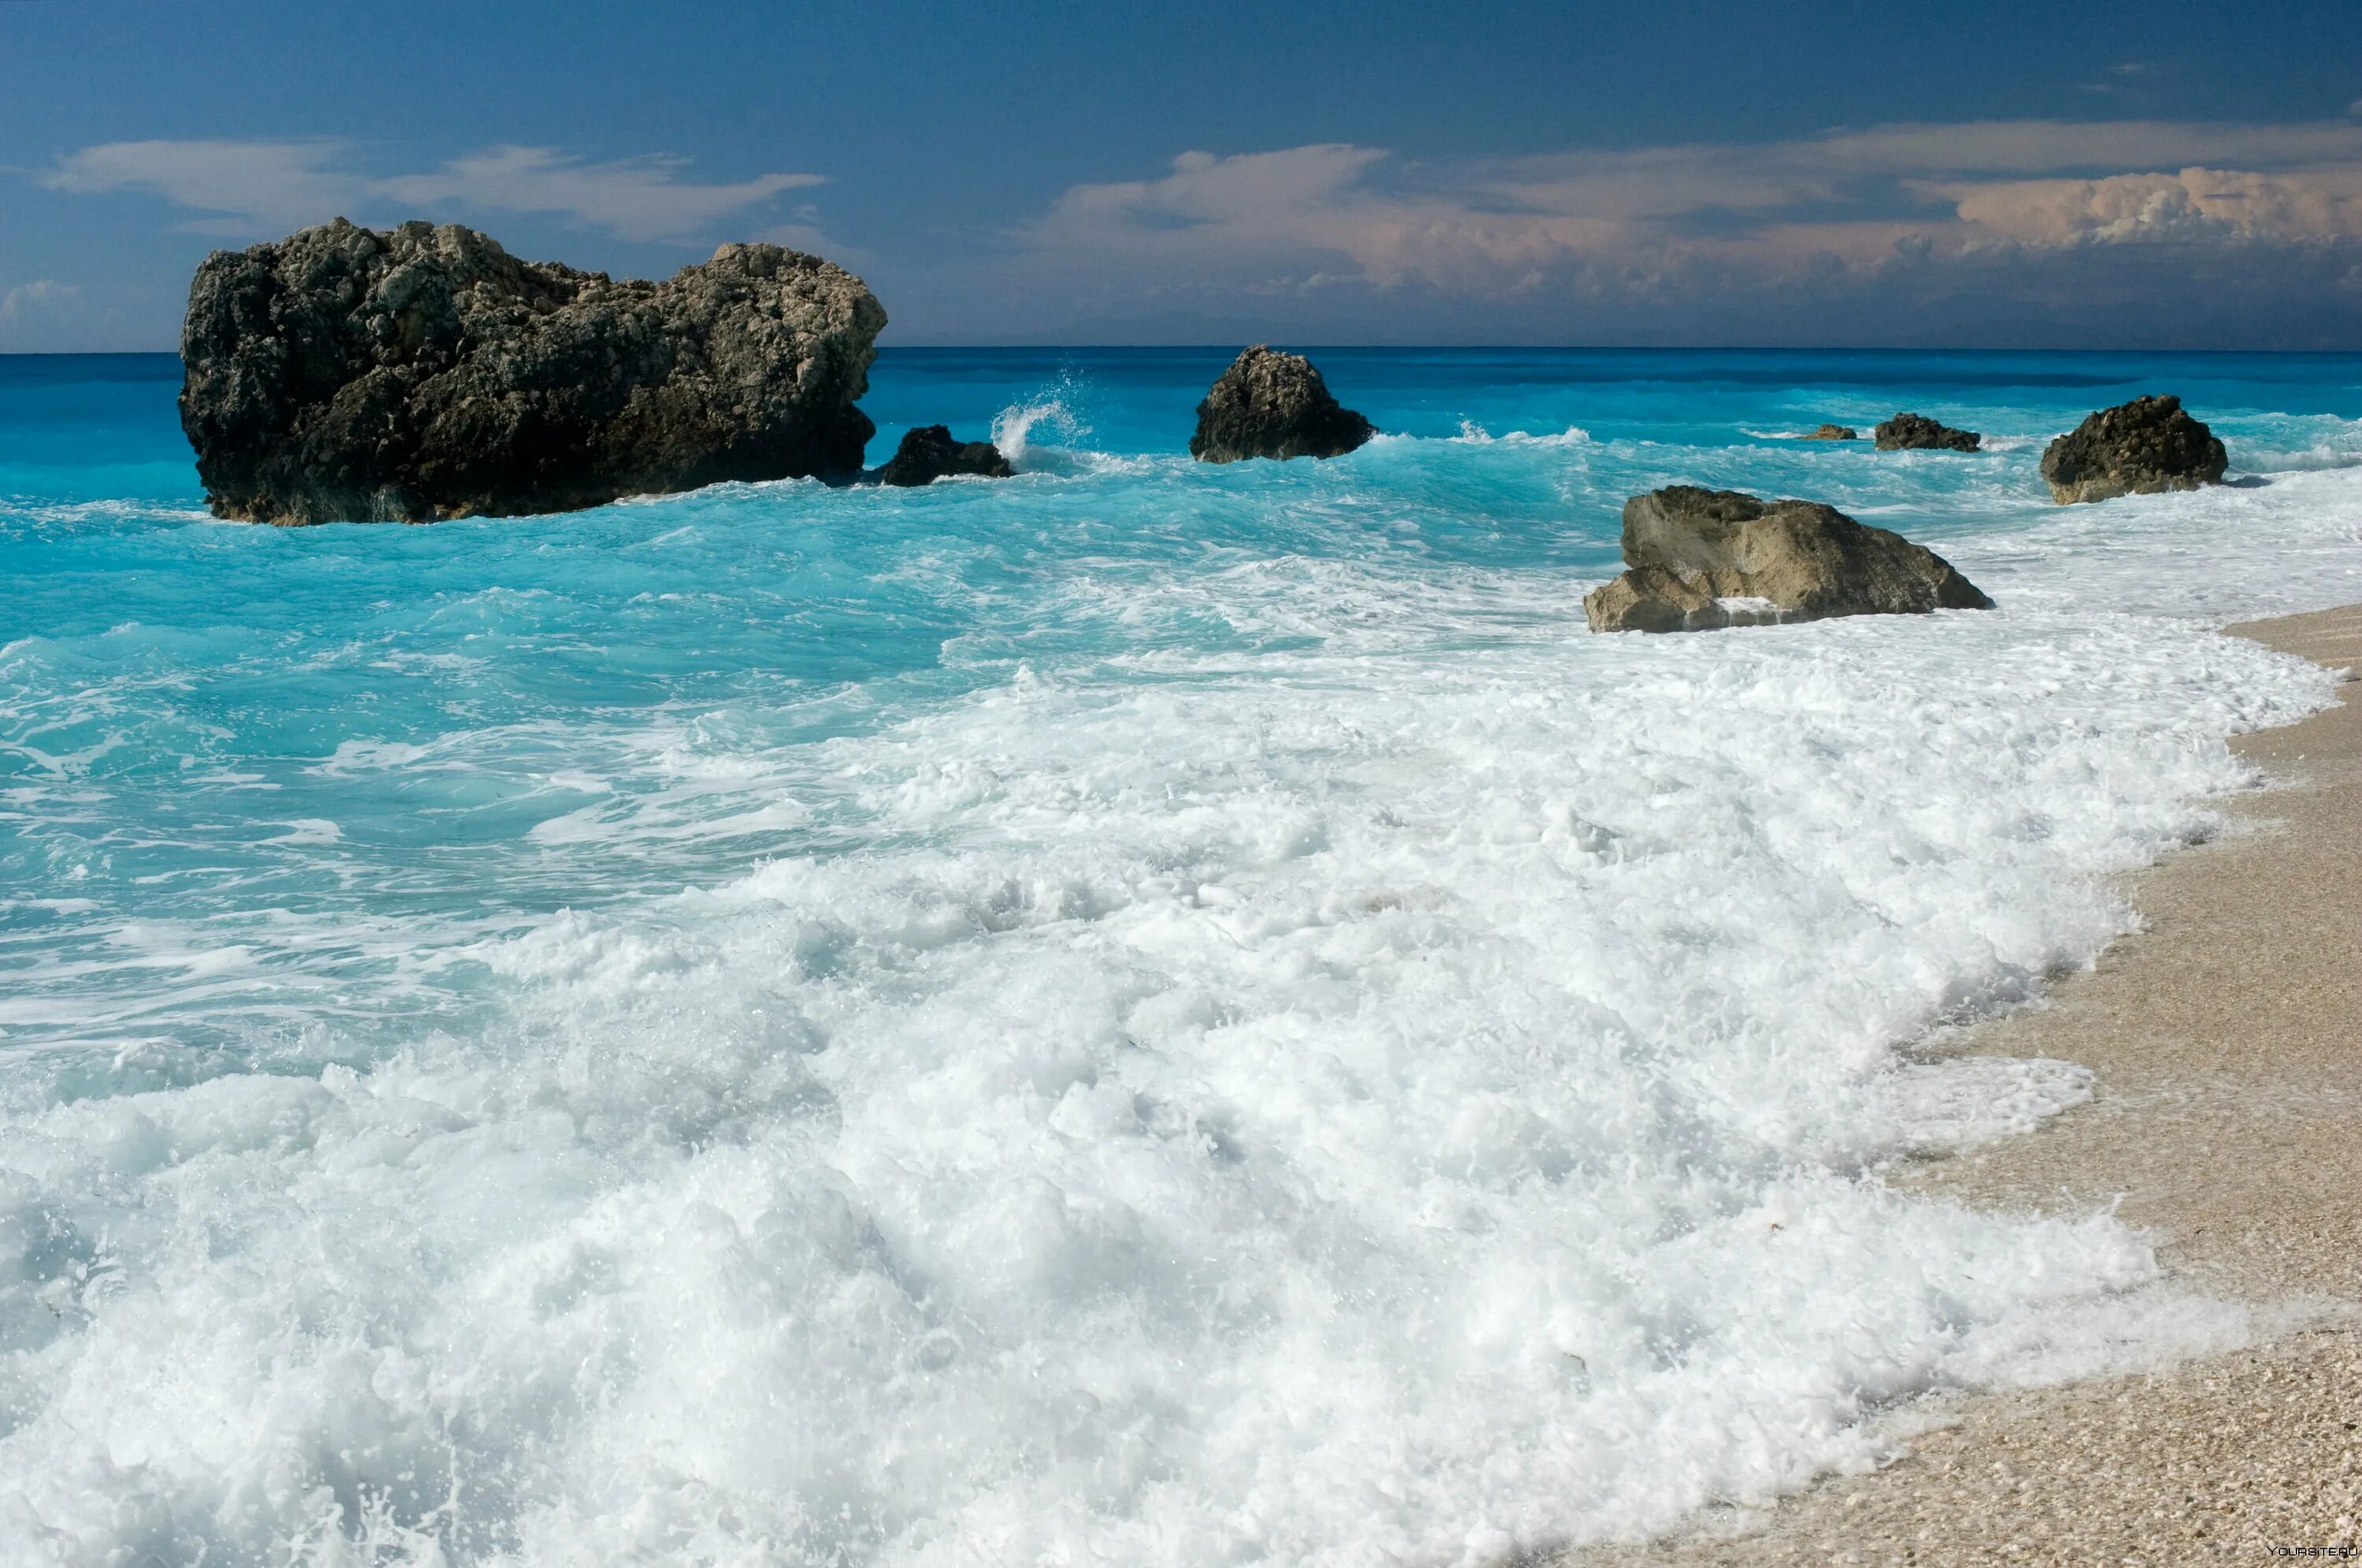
7 0 2362 349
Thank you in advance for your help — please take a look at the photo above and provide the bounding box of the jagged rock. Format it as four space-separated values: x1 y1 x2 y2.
1189 346 1374 463
1584 486 1994 633
1874 412 1981 452
2039 394 2227 504
870 425 1013 486
1801 423 1858 441
179 219 887 523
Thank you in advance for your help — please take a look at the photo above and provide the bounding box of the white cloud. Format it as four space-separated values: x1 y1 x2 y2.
0 278 78 323
1938 165 2362 244
0 279 98 353
42 139 825 243
2082 61 2150 95
1008 120 2362 303
757 220 857 259
44 140 359 232
374 146 824 243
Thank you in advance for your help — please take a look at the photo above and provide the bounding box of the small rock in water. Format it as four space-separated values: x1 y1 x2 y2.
1874 412 1981 451
1189 346 1375 463
870 425 1014 486
1801 423 1858 440
179 220 886 524
2039 394 2227 504
1584 485 1994 633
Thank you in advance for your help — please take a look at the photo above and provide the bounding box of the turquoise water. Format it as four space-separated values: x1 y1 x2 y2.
2 349 2360 1564
9 349 2361 1058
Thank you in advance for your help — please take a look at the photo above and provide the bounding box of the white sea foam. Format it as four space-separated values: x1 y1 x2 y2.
0 496 214 530
1739 426 1864 442
1946 466 2362 619
991 391 1090 466
1432 422 1592 446
0 536 2338 1562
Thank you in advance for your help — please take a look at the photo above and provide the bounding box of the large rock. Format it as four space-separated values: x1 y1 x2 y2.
869 425 1013 486
1189 346 1374 463
2038 394 2227 504
1584 486 1994 633
180 219 887 523
1874 412 1980 452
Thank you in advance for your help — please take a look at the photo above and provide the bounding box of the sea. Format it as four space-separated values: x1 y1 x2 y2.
2 347 2360 1565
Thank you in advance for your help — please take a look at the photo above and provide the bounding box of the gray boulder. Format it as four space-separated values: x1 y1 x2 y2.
2038 394 2227 504
1874 412 1980 452
179 219 887 524
1584 486 1994 634
1801 423 1858 441
1189 346 1375 463
868 425 1014 486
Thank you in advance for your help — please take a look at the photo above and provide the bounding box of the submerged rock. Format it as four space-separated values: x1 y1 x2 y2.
1584 486 1994 633
1189 346 1375 463
180 219 887 523
1874 412 1981 452
870 425 1014 486
1801 423 1858 441
2039 394 2227 504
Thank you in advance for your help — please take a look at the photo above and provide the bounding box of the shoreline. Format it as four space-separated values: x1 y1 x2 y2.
1574 602 2362 1566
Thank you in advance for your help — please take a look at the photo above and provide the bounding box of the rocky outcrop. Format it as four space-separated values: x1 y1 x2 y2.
179 219 887 523
2038 394 2227 504
1189 346 1374 463
869 425 1013 486
1801 423 1858 441
1584 486 1994 633
1874 412 1981 452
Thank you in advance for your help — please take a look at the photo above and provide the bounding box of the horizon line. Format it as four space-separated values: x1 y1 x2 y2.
12 344 2362 358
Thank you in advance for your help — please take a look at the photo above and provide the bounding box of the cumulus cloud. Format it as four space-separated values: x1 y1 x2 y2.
1024 144 1590 290
1009 119 2362 303
42 139 825 242
1938 165 2362 244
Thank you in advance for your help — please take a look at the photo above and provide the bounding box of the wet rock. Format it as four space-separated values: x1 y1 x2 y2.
870 425 1013 486
179 219 887 523
2039 394 2227 504
1189 346 1375 463
1874 412 1981 452
1801 423 1858 441
1584 485 1994 633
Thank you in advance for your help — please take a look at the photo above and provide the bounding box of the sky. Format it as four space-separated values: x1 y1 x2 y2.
7 0 2362 350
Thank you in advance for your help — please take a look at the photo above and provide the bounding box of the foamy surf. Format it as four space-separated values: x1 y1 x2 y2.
2 346 2359 1564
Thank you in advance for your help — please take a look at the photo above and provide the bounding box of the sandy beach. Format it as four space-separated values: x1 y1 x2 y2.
1575 601 2362 1565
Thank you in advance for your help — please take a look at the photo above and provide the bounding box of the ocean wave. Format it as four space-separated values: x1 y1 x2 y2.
0 577 2331 1562
0 494 212 530
5 352 2360 1564
1418 420 1594 446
